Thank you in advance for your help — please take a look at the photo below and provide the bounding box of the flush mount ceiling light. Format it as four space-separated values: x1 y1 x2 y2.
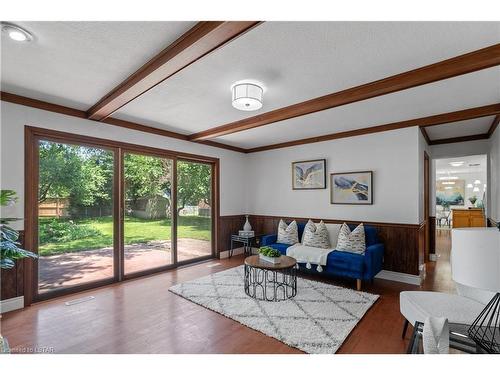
442 181 456 185
1 22 33 42
439 176 459 180
449 161 465 167
231 81 263 111
474 180 481 184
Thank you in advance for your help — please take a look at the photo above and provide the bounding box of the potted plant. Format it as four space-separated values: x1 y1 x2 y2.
468 196 478 207
258 246 282 264
1 190 37 269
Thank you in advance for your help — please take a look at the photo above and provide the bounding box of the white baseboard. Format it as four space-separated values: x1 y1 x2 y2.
219 247 258 259
375 270 422 286
0 296 24 313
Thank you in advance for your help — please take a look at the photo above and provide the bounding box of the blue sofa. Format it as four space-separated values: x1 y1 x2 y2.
260 222 384 290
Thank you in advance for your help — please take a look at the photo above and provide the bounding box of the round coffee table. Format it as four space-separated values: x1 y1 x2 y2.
244 255 297 302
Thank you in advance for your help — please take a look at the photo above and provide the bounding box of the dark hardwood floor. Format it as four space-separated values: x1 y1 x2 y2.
1 231 452 354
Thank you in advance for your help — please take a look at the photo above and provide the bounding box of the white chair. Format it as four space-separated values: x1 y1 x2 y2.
400 227 498 340
400 283 492 339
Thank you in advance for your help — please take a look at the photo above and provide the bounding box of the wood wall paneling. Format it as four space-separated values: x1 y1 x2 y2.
217 215 246 255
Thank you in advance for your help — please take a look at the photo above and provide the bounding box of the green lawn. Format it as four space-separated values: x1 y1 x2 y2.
39 216 211 256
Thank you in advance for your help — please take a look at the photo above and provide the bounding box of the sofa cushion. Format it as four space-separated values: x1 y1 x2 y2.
327 250 365 273
277 219 299 245
324 223 342 249
353 224 377 247
336 223 366 254
302 220 331 248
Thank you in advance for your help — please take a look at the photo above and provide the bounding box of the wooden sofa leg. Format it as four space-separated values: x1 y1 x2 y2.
356 279 362 291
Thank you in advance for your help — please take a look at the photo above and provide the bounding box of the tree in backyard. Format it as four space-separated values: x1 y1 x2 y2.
38 141 113 209
124 154 172 201
176 161 211 214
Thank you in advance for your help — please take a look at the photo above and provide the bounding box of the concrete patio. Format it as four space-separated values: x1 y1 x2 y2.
38 239 211 292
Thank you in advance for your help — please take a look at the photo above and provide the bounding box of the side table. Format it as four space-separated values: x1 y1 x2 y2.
230 234 255 258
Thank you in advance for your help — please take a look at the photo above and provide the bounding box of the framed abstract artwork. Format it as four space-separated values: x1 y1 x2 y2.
292 159 326 190
436 179 465 206
330 171 373 205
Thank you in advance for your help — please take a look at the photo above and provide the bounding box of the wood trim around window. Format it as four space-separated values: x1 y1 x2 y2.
24 125 220 304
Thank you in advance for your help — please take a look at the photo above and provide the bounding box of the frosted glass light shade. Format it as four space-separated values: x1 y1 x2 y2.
231 83 263 111
451 228 500 292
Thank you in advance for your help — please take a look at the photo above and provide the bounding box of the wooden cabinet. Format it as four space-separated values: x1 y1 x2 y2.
452 208 486 228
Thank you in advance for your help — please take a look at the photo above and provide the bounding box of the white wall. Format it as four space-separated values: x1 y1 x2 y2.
0 101 247 229
490 126 500 222
245 127 421 224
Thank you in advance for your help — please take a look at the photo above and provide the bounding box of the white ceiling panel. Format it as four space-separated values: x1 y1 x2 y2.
216 67 500 148
425 117 494 140
1 21 196 109
114 21 500 134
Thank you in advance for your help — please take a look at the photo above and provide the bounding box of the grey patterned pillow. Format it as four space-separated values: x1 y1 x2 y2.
336 223 366 254
277 219 299 245
302 220 331 249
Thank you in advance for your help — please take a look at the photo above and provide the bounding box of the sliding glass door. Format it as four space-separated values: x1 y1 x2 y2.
37 140 116 295
123 153 173 275
30 128 217 301
176 160 213 262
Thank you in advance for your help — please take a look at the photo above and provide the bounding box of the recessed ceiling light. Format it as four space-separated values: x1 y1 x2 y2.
231 81 264 111
439 176 458 180
442 181 455 185
449 161 464 167
1 22 33 42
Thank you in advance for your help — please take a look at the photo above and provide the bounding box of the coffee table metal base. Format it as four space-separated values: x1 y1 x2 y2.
244 264 297 302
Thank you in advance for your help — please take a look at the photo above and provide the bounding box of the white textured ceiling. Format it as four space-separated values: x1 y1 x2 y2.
1 21 499 148
1 21 195 109
114 21 500 137
426 117 494 140
217 67 500 148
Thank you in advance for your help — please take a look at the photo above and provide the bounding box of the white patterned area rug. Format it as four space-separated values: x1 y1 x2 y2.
169 265 379 354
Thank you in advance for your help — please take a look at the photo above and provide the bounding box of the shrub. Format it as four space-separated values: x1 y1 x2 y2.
39 219 100 245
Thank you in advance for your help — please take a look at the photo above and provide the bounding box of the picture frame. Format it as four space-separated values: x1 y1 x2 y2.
330 171 373 205
292 159 326 190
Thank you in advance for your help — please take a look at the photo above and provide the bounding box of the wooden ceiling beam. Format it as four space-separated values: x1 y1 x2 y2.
419 127 431 144
428 133 490 145
245 103 500 153
190 43 500 141
487 114 500 137
1 91 247 153
87 21 261 121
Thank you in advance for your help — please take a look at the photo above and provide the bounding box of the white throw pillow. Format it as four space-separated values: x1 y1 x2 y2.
336 223 366 254
302 220 331 249
277 219 299 245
